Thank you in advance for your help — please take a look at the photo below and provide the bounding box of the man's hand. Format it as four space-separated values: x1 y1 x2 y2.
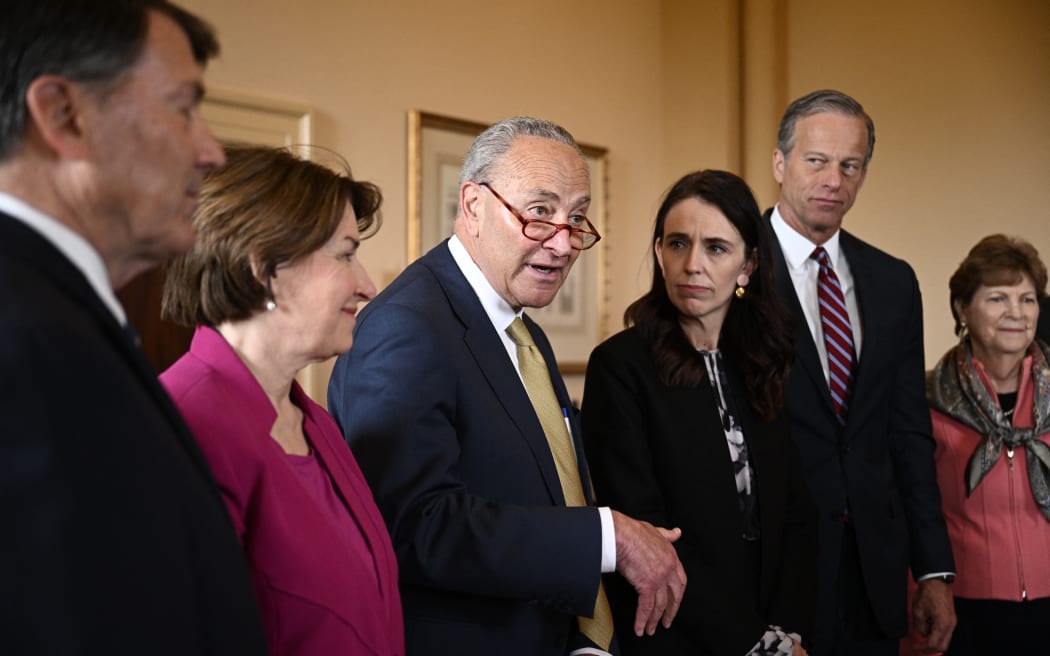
611 510 687 637
911 578 956 653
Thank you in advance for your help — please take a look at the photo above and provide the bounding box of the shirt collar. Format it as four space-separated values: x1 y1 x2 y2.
447 235 521 330
0 192 126 324
771 203 844 272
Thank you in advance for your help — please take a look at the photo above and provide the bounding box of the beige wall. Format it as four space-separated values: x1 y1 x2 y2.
782 0 1050 364
179 0 1048 401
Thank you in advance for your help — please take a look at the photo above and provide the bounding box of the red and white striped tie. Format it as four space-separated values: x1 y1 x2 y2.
812 247 854 425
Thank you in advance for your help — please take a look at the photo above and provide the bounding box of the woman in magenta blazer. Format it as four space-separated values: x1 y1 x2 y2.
160 145 403 656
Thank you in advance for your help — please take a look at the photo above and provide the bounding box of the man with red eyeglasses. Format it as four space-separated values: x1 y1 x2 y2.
330 116 686 656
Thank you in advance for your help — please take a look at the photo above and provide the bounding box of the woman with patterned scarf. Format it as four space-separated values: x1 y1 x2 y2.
924 234 1050 655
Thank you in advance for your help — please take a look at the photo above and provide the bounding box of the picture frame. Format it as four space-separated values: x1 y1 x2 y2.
407 110 609 375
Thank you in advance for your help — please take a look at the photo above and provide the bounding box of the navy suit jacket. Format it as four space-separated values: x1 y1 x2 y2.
0 213 266 654
764 210 954 643
329 241 608 656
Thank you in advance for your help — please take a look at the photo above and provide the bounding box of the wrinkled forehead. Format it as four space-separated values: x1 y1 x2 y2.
492 136 591 195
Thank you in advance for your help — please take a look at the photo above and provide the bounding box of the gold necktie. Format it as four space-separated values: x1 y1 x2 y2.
506 317 614 650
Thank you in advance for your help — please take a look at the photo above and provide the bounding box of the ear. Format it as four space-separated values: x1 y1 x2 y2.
460 181 484 238
772 149 786 184
654 237 665 276
23 76 92 158
952 298 966 322
739 246 755 285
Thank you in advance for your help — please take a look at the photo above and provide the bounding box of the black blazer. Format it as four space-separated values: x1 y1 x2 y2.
582 328 817 655
329 241 609 656
0 214 266 654
764 210 954 642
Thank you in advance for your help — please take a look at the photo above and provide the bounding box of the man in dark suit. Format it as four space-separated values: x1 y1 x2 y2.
0 2 266 653
765 90 956 656
329 117 686 656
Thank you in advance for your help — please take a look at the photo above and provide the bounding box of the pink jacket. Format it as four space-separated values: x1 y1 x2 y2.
161 327 404 656
930 355 1050 602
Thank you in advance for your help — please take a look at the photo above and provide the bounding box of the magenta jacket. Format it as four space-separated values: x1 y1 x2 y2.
930 354 1050 602
161 327 404 656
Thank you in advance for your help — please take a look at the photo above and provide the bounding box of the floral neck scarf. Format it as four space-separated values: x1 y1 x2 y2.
927 339 1050 521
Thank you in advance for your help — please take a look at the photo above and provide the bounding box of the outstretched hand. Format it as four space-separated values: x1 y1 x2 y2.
611 510 687 637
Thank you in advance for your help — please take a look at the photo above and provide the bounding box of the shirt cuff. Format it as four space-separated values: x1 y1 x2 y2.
916 571 957 582
599 506 615 573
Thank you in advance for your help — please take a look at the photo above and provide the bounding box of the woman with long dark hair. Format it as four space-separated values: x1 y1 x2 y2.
583 170 816 655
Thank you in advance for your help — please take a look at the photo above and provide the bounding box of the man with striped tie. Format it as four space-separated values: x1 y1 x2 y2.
764 90 956 656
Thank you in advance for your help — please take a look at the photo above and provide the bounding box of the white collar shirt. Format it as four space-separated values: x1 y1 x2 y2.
0 192 126 325
771 204 863 384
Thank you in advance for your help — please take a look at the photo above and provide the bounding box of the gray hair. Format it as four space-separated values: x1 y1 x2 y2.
776 89 876 167
459 116 584 186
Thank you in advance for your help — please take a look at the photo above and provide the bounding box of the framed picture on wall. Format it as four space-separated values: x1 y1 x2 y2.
406 110 608 374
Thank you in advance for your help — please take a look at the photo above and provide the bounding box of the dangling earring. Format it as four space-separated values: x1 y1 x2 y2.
959 320 968 340
264 273 277 311
735 272 749 299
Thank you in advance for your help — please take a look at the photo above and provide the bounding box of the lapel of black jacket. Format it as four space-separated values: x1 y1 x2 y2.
422 243 567 505
0 213 222 487
837 229 878 432
764 209 836 417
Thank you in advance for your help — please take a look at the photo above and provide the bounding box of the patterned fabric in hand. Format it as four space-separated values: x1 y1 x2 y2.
811 247 854 425
747 625 803 656
927 338 1050 521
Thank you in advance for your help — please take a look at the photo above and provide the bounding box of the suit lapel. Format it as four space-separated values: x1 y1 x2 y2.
765 212 836 417
423 245 567 505
0 214 220 486
837 231 879 432
304 403 392 652
524 313 598 506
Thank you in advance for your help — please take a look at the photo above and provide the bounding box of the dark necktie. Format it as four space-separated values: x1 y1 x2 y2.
123 321 141 348
506 317 614 650
812 247 854 425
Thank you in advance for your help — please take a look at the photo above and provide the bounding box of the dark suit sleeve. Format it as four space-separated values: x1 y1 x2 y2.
329 300 602 615
887 273 954 577
582 339 772 655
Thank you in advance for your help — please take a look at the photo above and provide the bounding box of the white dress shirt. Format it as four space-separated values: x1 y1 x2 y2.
0 192 126 325
770 205 862 384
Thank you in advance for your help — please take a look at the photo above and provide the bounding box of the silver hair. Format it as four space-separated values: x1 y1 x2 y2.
776 89 876 167
459 116 584 186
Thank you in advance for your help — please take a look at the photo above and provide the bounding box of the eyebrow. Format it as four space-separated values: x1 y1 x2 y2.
703 236 734 246
343 236 361 249
802 150 863 163
525 188 592 209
